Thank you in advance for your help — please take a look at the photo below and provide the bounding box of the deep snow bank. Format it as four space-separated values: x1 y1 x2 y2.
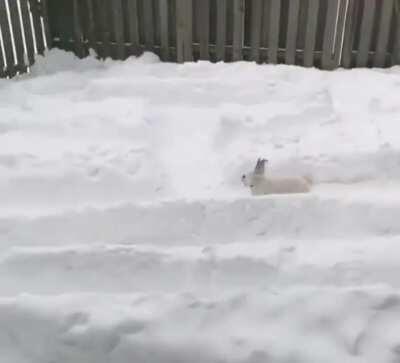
2 50 400 363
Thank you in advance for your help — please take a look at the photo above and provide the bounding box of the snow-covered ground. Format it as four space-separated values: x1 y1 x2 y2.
1 50 400 363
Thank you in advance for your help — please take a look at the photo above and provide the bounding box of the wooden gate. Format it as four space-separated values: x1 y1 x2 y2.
0 0 51 78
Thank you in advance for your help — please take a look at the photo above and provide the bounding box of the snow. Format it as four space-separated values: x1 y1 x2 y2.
1 49 400 362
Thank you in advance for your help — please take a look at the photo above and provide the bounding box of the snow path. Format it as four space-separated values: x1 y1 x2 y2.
1 50 400 363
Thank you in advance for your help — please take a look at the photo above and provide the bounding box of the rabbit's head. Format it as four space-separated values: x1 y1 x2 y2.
241 158 268 187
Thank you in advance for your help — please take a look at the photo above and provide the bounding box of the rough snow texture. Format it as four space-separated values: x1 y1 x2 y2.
1 49 400 363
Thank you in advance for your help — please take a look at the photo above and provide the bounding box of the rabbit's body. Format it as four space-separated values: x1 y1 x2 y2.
242 159 312 196
249 174 311 195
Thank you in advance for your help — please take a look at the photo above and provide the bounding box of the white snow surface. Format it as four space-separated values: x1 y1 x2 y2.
1 49 400 363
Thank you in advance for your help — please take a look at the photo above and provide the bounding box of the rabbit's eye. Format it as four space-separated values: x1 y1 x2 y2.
242 175 246 179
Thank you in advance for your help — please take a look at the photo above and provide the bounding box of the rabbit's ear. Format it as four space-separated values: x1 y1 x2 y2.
254 158 268 175
254 158 263 175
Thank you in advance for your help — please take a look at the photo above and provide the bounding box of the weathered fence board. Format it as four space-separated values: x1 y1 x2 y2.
373 0 394 67
268 0 281 63
8 0 26 72
72 0 86 57
159 0 169 60
215 0 226 61
41 0 52 47
19 0 36 65
341 0 357 68
30 0 46 54
394 2 400 64
126 0 140 55
357 0 376 67
285 0 300 65
232 0 244 61
196 0 210 60
303 0 319 67
142 0 155 49
0 31 5 76
332 0 349 67
84 0 97 53
261 0 270 51
250 0 262 63
176 0 192 62
111 0 125 59
322 0 339 69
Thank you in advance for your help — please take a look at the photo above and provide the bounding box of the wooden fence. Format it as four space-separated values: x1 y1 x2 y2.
1 0 400 78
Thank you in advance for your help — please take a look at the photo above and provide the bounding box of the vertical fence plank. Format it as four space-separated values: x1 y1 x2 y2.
19 0 35 65
197 0 210 60
85 0 97 53
184 0 193 61
261 1 270 44
216 0 226 61
99 0 111 58
127 0 140 55
373 0 394 67
250 0 262 62
111 0 125 59
8 0 26 71
159 0 169 60
322 0 339 69
143 0 154 49
176 0 192 62
393 1 400 65
72 0 86 57
0 27 5 76
285 0 300 65
29 0 45 54
356 0 376 67
341 0 357 68
261 0 270 51
41 0 51 47
303 0 319 67
232 0 244 61
268 0 281 63
0 0 15 75
176 0 185 62
331 0 348 67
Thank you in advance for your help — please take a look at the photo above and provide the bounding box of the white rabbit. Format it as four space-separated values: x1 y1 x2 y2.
241 158 312 195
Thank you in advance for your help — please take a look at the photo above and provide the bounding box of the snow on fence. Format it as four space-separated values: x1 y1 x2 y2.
1 0 400 77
